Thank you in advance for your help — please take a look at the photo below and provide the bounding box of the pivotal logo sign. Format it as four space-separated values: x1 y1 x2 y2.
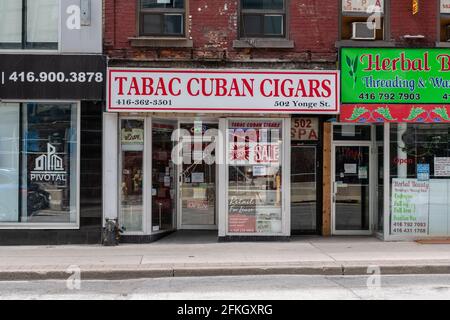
30 144 67 182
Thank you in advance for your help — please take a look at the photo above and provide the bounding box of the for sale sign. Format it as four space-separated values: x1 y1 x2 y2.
107 68 339 114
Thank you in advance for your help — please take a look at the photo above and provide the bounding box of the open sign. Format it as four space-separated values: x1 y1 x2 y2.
291 118 319 141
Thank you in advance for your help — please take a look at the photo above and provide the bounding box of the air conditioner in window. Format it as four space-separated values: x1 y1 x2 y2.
446 25 450 42
351 22 376 40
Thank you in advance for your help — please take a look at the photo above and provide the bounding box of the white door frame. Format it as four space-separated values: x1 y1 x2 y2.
176 120 219 230
150 117 178 233
331 141 374 235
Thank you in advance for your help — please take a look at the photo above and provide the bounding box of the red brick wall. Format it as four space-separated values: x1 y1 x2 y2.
390 0 437 45
104 1 441 64
104 0 339 64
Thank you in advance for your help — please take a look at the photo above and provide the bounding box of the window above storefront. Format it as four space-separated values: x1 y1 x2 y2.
337 0 392 47
439 0 450 45
234 0 294 49
138 0 185 37
0 0 59 50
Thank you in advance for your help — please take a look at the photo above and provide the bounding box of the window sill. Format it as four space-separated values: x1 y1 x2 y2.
335 40 395 48
129 37 193 48
233 38 294 49
436 41 450 48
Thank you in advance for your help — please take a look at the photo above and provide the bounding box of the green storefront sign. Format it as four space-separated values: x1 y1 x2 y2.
341 48 450 103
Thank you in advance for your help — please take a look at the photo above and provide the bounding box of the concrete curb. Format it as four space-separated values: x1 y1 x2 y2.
2 263 450 280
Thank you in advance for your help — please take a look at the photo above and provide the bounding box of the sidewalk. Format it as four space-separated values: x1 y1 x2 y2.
2 232 450 280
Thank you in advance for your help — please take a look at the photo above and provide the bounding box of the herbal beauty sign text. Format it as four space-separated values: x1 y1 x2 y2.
341 48 450 104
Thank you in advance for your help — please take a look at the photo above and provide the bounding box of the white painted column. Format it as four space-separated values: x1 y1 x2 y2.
144 117 153 234
218 118 227 237
102 112 119 223
397 123 408 178
283 118 291 236
383 122 391 240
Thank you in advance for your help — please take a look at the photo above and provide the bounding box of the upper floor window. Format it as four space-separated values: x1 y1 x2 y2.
240 0 286 38
139 0 185 37
440 0 450 42
0 0 59 50
340 0 385 41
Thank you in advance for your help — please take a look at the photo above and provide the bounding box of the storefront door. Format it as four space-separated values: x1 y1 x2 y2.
152 120 177 232
332 144 372 235
178 122 218 230
291 146 318 233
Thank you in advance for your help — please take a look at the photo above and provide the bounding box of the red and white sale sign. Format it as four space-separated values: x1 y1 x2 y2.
107 68 339 114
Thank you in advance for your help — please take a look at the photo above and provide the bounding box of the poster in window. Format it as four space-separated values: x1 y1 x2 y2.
434 157 450 177
344 163 357 174
391 179 429 235
441 0 450 13
417 164 430 181
121 128 144 145
191 172 205 183
228 197 256 233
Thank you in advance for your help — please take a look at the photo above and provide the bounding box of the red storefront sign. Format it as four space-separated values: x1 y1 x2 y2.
341 104 450 123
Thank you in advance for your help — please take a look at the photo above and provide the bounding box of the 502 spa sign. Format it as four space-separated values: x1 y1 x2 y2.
341 48 450 104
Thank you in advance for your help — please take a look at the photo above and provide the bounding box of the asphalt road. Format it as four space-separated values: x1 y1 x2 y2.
1 274 450 300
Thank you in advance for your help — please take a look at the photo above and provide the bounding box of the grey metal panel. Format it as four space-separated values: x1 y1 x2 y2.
60 0 102 53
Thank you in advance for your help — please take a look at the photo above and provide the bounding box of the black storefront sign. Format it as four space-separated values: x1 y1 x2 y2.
0 54 106 100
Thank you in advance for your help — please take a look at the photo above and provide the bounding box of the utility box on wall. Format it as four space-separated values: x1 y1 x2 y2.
60 0 102 53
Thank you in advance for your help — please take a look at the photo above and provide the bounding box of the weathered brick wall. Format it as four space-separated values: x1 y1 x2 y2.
104 0 339 66
104 1 441 65
390 0 437 46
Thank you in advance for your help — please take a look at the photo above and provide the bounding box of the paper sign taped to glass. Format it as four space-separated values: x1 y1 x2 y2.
228 197 257 233
434 157 450 177
391 179 429 236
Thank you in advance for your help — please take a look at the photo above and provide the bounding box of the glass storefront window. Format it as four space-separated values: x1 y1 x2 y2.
0 103 20 222
120 119 144 232
227 120 283 234
0 102 78 225
0 0 58 49
152 121 176 231
390 123 450 236
179 122 217 227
